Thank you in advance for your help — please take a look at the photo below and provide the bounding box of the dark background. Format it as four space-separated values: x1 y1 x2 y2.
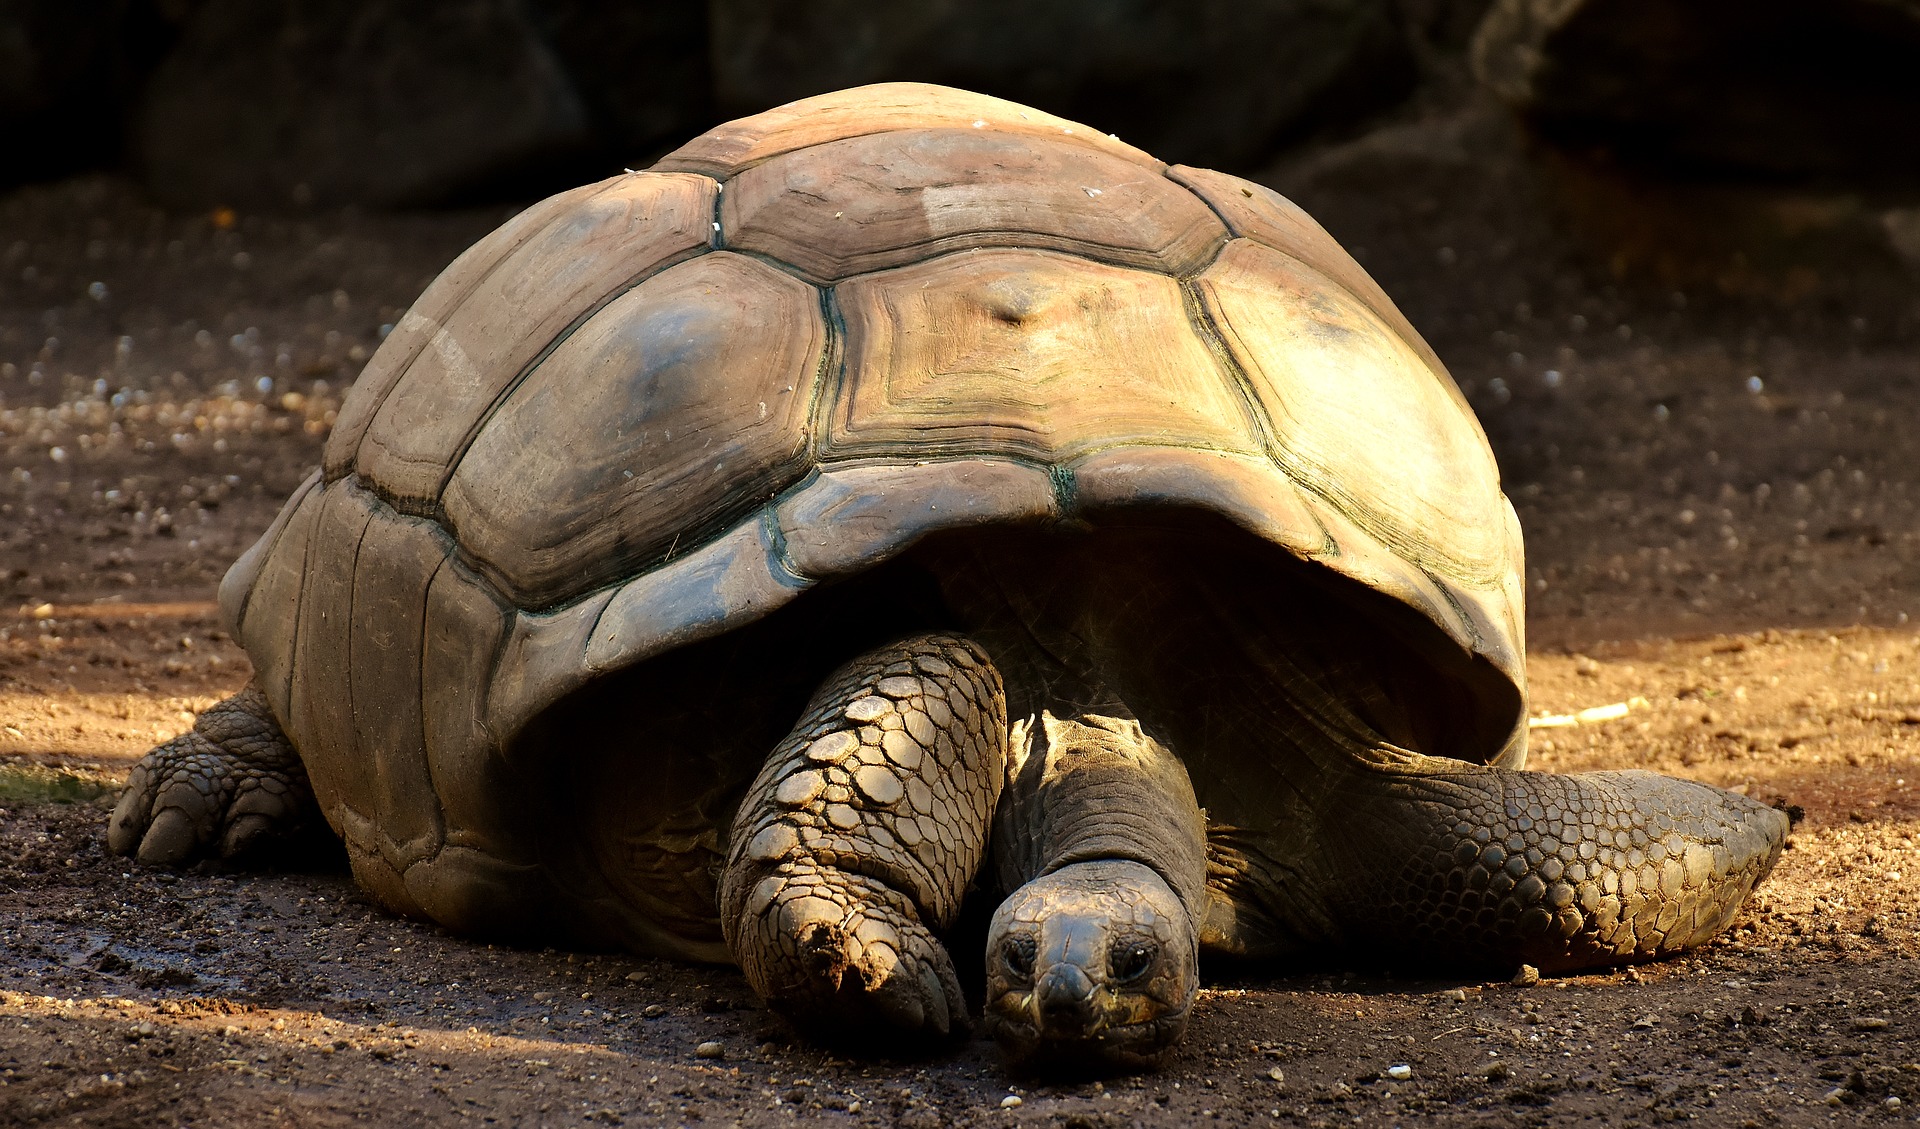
8 0 1920 207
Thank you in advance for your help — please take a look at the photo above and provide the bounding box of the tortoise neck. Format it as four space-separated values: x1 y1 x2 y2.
991 711 1210 930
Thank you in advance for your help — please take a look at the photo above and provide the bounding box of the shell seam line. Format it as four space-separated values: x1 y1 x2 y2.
274 476 331 723
760 507 810 587
1177 275 1280 458
410 552 452 857
328 483 381 770
739 231 1228 287
580 582 623 671
817 435 1261 465
808 284 849 466
1292 490 1344 560
1176 232 1231 283
1421 563 1489 653
742 239 1213 293
462 554 516 751
1162 167 1243 241
1047 464 1079 516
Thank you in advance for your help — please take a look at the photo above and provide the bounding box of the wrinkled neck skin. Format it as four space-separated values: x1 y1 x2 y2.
985 711 1206 1071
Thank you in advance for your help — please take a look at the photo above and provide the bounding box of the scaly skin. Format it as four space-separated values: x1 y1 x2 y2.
985 713 1205 1069
1318 758 1789 970
719 634 1008 1042
107 686 320 864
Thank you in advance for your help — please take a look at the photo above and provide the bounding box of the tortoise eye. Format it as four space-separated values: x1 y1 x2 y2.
1110 941 1156 984
1002 936 1037 979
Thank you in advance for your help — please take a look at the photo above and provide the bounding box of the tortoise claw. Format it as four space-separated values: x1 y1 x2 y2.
105 687 321 867
733 861 968 1042
137 806 202 866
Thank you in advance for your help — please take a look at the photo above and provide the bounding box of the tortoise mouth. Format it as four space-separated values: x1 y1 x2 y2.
983 1008 1190 1073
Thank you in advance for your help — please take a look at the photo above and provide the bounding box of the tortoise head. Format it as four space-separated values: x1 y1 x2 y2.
984 860 1197 1071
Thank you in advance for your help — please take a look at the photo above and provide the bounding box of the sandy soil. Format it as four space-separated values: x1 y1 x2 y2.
2 92 1918 1126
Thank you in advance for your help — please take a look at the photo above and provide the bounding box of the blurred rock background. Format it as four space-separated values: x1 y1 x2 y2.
7 0 1920 299
8 0 1920 201
4 0 1449 206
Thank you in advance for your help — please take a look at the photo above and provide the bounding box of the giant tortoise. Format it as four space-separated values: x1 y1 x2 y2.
109 83 1788 1069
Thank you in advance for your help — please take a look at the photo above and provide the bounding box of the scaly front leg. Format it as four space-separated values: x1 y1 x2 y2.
720 634 1008 1041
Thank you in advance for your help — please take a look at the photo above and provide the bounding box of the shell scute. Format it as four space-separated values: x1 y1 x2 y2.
354 173 718 508
348 498 454 867
232 471 326 723
287 480 377 824
654 81 1158 179
831 247 1254 462
724 129 1223 281
1194 238 1507 583
420 557 520 856
442 251 826 609
776 459 1058 581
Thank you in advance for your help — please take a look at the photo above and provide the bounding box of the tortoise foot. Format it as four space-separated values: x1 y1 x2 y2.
107 686 322 866
720 633 1009 1042
732 859 967 1039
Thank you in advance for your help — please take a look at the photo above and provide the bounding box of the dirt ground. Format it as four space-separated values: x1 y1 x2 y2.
3 91 1918 1127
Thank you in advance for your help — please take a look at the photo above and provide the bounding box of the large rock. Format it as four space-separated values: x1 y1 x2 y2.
525 1 713 162
0 0 180 187
133 0 591 208
708 0 1413 172
1472 0 1920 179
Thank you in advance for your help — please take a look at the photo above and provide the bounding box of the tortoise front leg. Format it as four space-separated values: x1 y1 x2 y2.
107 686 325 865
720 634 1008 1041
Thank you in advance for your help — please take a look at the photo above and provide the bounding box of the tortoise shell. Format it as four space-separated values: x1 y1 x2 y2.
217 83 1527 948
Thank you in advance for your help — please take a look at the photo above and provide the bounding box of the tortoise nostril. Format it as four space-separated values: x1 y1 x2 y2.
1035 964 1097 1030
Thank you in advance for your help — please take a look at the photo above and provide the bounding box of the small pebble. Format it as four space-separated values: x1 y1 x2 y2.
1265 1066 1285 1083
1386 1064 1413 1081
625 971 645 982
1511 964 1540 987
1885 1096 1902 1110
641 1004 667 1018
1852 1016 1890 1031
694 1040 725 1059
1441 988 1467 1002
1000 1095 1023 1109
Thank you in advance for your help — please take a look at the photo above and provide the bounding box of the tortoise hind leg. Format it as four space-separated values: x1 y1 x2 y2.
108 686 326 865
1320 760 1789 972
720 633 1008 1041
